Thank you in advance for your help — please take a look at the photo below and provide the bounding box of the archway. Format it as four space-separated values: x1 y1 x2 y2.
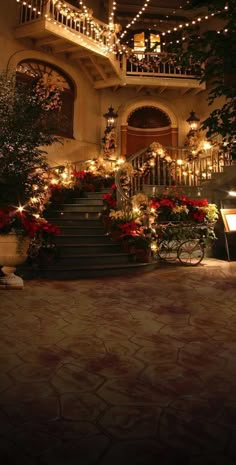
120 102 178 156
16 59 75 138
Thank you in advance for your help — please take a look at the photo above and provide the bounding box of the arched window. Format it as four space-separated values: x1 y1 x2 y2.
128 106 170 129
16 60 75 138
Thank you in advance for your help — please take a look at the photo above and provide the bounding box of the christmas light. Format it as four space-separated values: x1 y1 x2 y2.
15 1 229 61
120 0 151 40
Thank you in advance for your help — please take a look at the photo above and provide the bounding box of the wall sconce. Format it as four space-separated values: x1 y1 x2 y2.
103 106 118 129
186 110 200 132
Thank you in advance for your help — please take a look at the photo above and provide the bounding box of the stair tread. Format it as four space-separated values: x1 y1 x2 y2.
63 204 104 207
58 234 106 237
38 262 157 271
46 216 102 220
47 212 102 215
57 252 132 257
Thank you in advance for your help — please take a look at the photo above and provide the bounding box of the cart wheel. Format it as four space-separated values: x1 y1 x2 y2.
158 240 180 261
177 240 204 266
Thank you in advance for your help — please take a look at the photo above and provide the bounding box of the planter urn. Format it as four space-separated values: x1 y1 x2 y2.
0 232 30 289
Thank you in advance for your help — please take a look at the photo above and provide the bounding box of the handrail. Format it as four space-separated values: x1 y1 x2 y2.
115 147 147 208
115 144 232 208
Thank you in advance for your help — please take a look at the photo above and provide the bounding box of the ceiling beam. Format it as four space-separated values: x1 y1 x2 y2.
89 56 107 81
156 87 167 94
76 61 94 85
136 86 144 93
180 88 191 96
36 36 61 47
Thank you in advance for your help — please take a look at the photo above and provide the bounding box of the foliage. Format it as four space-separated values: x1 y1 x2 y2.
47 184 81 209
102 185 155 257
0 68 62 265
149 192 219 245
0 69 63 207
72 170 115 193
149 193 219 224
178 0 236 158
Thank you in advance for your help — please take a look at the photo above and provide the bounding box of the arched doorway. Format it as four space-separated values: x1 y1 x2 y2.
120 104 178 156
16 60 75 138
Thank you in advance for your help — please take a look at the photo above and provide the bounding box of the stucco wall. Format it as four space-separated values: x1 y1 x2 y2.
1 1 224 164
0 0 102 166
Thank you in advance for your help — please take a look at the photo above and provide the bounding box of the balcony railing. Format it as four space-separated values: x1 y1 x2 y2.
16 1 203 81
120 53 202 80
16 0 115 53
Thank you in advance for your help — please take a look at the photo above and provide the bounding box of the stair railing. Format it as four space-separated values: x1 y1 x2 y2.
115 145 233 207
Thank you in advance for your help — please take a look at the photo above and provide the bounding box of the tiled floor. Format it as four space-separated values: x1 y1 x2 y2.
0 259 236 465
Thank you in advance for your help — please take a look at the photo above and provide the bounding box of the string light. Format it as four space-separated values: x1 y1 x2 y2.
16 205 25 213
15 1 229 58
120 0 151 40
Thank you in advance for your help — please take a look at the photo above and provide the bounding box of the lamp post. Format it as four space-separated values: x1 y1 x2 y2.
102 106 118 159
186 110 200 132
184 110 201 160
103 105 118 129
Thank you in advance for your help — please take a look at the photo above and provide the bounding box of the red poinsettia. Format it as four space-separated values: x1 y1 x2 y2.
0 207 60 239
117 220 138 237
102 193 116 208
190 209 206 222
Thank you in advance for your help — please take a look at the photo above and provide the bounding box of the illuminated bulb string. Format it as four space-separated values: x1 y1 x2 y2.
119 0 151 40
16 0 42 15
15 1 229 55
109 1 117 26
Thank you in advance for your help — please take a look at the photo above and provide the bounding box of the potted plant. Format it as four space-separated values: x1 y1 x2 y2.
0 69 62 288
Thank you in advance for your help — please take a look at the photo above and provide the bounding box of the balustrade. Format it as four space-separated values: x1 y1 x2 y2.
17 0 114 52
16 1 203 79
115 145 232 205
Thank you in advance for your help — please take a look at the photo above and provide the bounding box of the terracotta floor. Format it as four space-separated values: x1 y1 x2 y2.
0 259 236 465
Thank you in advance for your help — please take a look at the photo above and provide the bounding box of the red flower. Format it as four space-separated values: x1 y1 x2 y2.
190 209 206 222
149 200 160 209
159 198 175 209
117 221 138 237
102 193 116 208
72 170 87 179
0 208 10 229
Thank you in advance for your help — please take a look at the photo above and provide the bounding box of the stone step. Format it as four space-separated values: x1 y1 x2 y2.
55 226 105 235
55 234 110 245
46 217 103 228
58 243 122 255
46 211 102 219
71 198 104 205
26 262 157 280
55 252 135 266
62 204 104 213
86 189 111 197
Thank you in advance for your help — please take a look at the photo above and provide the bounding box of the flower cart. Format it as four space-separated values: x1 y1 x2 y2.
156 221 216 266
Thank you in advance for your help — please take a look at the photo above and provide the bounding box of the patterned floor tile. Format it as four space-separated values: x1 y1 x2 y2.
0 259 235 464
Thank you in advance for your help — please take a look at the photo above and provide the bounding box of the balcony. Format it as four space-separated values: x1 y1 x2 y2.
14 0 205 93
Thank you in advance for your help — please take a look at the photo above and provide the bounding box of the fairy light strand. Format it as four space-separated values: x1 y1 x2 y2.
119 0 151 40
15 1 229 56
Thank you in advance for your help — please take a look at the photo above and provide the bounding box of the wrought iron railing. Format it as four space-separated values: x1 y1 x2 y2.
115 145 232 206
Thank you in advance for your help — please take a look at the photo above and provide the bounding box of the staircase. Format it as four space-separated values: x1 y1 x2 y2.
26 190 157 279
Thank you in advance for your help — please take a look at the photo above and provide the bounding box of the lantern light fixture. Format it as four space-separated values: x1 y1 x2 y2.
186 110 200 132
103 106 118 129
